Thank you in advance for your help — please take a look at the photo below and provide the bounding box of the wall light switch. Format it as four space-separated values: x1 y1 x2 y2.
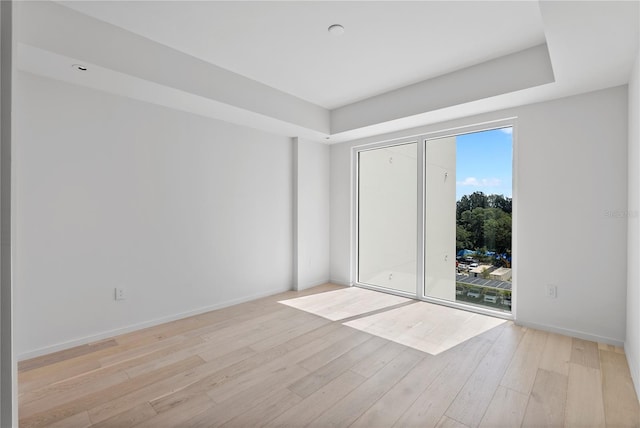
115 287 126 301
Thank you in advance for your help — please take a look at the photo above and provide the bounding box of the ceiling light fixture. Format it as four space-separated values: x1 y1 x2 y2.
328 24 344 36
72 64 88 71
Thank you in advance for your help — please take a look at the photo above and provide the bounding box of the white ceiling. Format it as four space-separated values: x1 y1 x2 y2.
59 1 547 109
14 1 640 143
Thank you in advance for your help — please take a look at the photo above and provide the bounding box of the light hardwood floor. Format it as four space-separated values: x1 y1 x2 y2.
18 284 640 427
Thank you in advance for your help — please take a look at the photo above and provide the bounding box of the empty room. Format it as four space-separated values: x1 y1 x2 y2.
0 0 639 427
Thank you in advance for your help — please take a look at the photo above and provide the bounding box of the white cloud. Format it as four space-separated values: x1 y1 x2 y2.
499 127 513 135
458 177 480 186
457 177 501 187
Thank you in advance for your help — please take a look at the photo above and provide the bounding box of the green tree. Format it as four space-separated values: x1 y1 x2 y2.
456 225 473 253
456 191 490 220
456 196 512 256
481 267 491 279
469 191 488 210
460 207 487 249
483 208 512 254
487 194 512 213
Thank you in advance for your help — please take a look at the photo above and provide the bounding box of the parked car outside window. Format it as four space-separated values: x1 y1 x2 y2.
484 290 499 304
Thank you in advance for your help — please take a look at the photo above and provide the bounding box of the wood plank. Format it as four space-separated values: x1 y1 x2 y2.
344 301 506 356
190 366 308 427
445 323 526 427
180 341 313 402
20 369 130 416
122 337 212 378
87 322 340 424
196 306 309 343
351 352 449 428
150 390 197 414
600 350 640 427
20 333 191 393
248 315 329 352
393 337 493 427
183 305 292 339
20 355 204 428
89 402 157 428
521 368 568 427
135 393 213 428
499 329 547 395
309 348 424 427
46 411 91 428
349 340 406 378
279 286 408 321
197 318 342 364
288 336 387 398
598 342 622 353
19 359 102 395
436 415 471 428
21 355 131 404
21 336 204 395
18 340 118 372
86 345 269 423
268 370 367 427
205 356 311 405
570 337 600 369
296 328 372 372
20 335 205 421
97 334 189 367
478 385 528 428
538 332 572 376
255 283 342 306
564 363 606 427
182 332 326 404
220 388 302 427
114 316 206 347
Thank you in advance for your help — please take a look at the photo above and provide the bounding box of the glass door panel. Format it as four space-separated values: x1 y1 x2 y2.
423 128 513 313
358 142 417 295
453 128 513 312
424 136 457 301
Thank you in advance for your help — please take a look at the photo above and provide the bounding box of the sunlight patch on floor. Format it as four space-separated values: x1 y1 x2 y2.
278 287 409 321
344 301 507 355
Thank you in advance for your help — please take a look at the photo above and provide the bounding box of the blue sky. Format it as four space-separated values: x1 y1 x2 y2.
456 127 512 201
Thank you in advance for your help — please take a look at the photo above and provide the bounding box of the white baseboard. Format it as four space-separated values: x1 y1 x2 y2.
295 278 331 291
18 284 292 361
515 320 624 347
329 278 351 287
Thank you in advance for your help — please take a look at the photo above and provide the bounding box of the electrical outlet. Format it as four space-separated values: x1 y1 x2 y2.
115 287 126 301
545 285 557 298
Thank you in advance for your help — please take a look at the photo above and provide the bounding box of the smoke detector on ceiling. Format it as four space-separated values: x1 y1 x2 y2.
328 24 345 36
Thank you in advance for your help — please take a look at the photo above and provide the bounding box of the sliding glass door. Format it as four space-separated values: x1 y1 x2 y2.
355 125 513 315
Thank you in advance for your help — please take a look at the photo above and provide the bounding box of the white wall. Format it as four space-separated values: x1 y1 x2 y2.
329 141 352 286
627 51 640 399
14 72 294 358
331 85 628 345
293 138 330 290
